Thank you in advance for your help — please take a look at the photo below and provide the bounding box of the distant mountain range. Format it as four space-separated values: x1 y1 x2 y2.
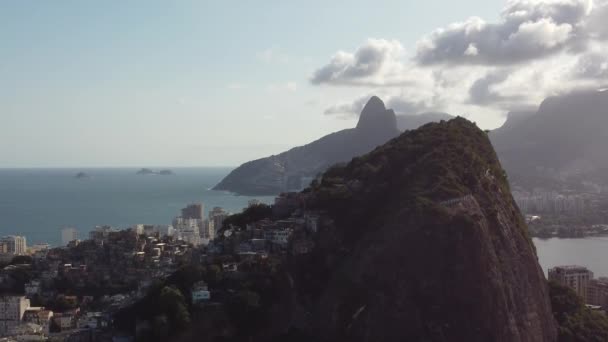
397 112 453 131
214 97 455 195
215 89 608 195
490 90 608 190
213 96 402 195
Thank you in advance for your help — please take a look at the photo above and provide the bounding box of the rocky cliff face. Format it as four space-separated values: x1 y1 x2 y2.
213 96 400 195
288 118 557 341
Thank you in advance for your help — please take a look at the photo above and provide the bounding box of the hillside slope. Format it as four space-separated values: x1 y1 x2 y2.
289 118 557 341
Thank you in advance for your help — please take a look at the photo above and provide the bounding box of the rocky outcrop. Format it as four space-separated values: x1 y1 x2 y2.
287 118 557 341
213 96 400 195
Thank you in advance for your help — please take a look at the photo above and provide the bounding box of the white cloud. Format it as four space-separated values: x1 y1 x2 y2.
311 39 418 86
415 0 596 65
313 0 608 127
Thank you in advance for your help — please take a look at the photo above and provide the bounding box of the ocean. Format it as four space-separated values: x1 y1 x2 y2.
0 168 274 246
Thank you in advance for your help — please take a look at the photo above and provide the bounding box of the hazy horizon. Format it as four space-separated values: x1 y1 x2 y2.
2 0 607 167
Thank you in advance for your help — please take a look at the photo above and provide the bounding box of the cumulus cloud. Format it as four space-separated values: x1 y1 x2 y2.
573 52 608 79
314 0 608 127
311 39 418 86
584 0 608 39
468 70 527 106
415 0 597 65
324 96 371 115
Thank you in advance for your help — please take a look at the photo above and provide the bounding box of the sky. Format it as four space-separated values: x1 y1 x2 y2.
1 0 607 167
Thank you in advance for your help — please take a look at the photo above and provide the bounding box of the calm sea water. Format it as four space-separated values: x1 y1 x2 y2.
0 168 273 246
534 237 608 277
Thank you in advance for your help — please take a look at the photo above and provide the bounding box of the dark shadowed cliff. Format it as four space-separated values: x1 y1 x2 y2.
286 118 557 341
213 96 400 195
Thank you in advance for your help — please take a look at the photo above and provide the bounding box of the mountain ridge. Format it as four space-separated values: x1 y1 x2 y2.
213 96 401 195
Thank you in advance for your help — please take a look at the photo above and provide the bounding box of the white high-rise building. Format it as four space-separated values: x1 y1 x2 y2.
549 265 594 301
61 228 78 246
1 236 27 256
0 296 30 336
208 207 229 240
173 217 201 246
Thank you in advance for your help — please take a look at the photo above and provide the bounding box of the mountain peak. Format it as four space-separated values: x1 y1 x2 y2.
361 95 386 114
302 117 557 341
356 96 398 133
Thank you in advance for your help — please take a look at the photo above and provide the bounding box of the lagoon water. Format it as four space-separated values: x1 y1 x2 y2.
0 168 273 246
534 237 608 277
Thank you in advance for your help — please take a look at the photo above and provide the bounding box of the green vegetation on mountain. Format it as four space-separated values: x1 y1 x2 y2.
549 281 608 342
292 117 555 341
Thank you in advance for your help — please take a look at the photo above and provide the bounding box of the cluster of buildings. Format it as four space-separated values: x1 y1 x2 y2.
548 265 608 310
0 293 112 340
513 191 588 215
0 296 57 337
0 236 28 263
207 194 322 261
0 195 328 340
60 203 230 249
0 202 233 340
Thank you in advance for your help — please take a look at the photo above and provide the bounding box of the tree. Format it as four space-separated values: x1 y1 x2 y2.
549 281 608 342
10 255 32 265
158 286 191 333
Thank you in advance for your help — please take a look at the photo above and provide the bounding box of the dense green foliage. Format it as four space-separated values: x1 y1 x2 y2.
221 204 273 231
308 118 518 248
549 281 608 342
114 261 285 341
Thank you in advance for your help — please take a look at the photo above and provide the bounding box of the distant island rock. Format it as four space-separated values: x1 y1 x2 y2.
136 168 174 176
74 172 90 180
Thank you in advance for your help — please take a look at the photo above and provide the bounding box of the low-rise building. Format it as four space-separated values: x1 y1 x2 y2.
52 309 79 331
22 307 53 334
77 312 108 329
24 280 42 298
0 296 30 336
191 281 211 304
588 277 608 308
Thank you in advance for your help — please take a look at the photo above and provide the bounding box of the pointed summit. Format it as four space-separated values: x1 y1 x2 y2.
361 95 386 115
356 96 398 134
